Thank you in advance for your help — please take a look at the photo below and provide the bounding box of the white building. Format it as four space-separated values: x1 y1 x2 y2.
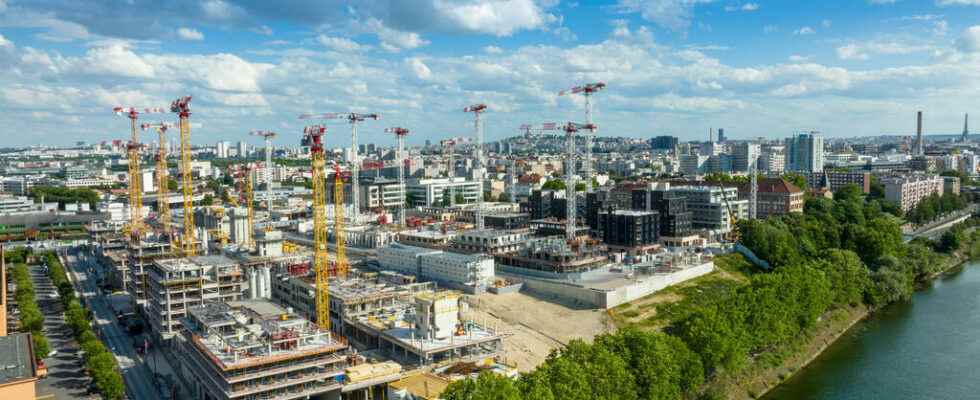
377 243 495 293
670 185 748 235
215 141 230 158
883 175 944 212
406 177 481 206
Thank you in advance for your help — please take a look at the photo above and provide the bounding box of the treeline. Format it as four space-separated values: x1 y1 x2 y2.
905 193 967 225
42 252 125 400
9 261 50 357
443 184 979 400
29 186 100 209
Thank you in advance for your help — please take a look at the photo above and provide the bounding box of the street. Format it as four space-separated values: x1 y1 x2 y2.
63 251 164 400
30 264 90 399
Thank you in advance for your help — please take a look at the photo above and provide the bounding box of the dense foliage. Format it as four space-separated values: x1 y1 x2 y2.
444 184 979 399
42 252 125 400
9 261 50 357
29 186 100 209
905 193 967 225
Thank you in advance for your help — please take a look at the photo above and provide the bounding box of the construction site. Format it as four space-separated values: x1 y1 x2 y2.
92 82 747 399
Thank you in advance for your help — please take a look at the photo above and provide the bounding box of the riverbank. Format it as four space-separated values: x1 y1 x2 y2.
714 230 979 400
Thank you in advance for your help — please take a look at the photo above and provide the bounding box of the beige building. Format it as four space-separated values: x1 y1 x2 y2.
883 175 944 212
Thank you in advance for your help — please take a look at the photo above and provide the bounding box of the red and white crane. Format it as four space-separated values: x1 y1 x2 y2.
439 136 472 207
559 82 605 193
112 106 166 244
384 127 410 227
249 130 277 214
299 112 380 224
463 104 488 229
530 122 597 241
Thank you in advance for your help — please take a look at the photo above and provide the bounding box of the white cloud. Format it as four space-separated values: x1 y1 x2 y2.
725 3 759 11
81 44 155 78
405 57 432 80
837 44 869 60
366 18 429 52
483 45 504 54
938 0 980 5
789 54 811 62
251 25 273 36
956 26 980 52
177 27 204 41
794 26 816 35
0 34 12 50
615 0 715 31
433 0 548 36
317 35 362 52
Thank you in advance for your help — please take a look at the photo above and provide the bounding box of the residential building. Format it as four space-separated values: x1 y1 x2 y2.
145 255 246 340
449 229 528 255
943 176 961 195
883 175 944 212
377 244 494 293
670 185 748 235
738 178 805 219
733 142 760 172
483 212 530 230
598 210 659 248
785 132 824 172
678 154 708 176
802 171 872 193
0 333 38 399
631 186 693 238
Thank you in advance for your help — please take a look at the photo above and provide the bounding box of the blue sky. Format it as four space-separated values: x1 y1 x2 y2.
1 0 980 149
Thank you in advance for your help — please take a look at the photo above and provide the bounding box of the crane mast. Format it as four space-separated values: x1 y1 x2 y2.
441 139 457 206
304 125 331 330
333 164 348 278
559 83 605 193
385 127 410 226
240 164 255 250
171 96 197 256
142 122 174 249
464 104 488 229
530 122 596 240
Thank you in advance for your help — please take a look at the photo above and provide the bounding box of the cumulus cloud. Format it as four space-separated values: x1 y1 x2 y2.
483 45 504 54
615 0 715 32
405 57 432 80
938 0 980 5
957 26 980 52
725 3 759 11
317 35 362 52
365 18 429 52
0 34 12 49
177 27 204 41
432 0 549 36
794 26 816 35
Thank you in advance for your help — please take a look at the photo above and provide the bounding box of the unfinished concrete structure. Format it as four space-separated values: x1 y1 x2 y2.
146 255 247 341
495 238 608 275
173 300 350 400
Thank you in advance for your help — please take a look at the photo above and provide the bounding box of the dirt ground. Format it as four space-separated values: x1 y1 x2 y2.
462 292 615 372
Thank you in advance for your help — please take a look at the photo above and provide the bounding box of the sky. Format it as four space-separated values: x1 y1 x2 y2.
1 0 980 149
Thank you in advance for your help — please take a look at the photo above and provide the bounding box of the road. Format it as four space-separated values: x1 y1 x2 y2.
30 265 90 399
63 251 163 400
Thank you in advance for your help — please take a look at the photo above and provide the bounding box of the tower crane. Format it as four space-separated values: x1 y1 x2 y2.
170 96 197 256
249 130 277 213
299 112 380 225
439 137 471 207
559 82 605 193
464 104 488 229
113 106 165 244
140 122 175 248
530 122 597 241
384 127 410 227
235 163 256 250
302 124 331 330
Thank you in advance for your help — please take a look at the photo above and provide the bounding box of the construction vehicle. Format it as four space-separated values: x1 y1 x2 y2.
302 124 331 330
299 112 381 224
170 95 196 256
559 82 605 194
113 106 165 244
140 122 175 249
463 104 487 229
384 127 410 226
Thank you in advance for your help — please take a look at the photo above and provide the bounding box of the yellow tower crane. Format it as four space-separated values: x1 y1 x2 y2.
171 96 196 256
302 124 331 330
113 106 165 244
333 163 348 278
238 163 256 250
141 122 175 249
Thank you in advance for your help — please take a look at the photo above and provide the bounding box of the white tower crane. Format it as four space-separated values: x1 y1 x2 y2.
249 130 277 214
559 82 605 193
464 104 488 229
385 127 410 227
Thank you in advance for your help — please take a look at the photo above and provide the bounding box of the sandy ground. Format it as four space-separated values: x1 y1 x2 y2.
462 292 615 372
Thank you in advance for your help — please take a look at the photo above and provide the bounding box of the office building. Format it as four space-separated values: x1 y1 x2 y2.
785 132 824 172
598 210 659 248
406 178 481 206
733 142 760 172
631 186 693 238
649 136 679 151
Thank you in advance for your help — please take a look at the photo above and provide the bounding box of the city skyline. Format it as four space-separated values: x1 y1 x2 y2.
1 0 980 147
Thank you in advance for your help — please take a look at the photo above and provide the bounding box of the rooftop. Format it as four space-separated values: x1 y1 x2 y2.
0 333 36 385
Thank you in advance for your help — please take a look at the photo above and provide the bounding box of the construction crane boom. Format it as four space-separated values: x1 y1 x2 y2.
303 124 331 330
464 104 488 229
170 96 196 256
299 112 380 225
559 82 605 193
249 130 277 214
385 127 410 226
141 122 175 249
113 106 165 244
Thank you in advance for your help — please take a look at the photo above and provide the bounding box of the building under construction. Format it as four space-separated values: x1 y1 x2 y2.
145 255 247 341
172 300 350 400
495 238 608 275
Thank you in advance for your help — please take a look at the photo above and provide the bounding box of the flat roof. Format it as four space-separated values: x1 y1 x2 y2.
0 333 36 384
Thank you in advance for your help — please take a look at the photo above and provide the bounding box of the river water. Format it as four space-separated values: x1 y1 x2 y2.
763 262 980 400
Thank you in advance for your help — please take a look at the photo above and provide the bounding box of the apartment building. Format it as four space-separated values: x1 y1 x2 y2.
883 175 944 212
145 255 246 341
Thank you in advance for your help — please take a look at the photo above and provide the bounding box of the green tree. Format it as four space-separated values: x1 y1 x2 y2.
541 179 565 191
442 371 521 400
497 192 511 202
782 172 808 191
201 194 214 206
167 178 178 191
455 193 465 205
808 249 871 307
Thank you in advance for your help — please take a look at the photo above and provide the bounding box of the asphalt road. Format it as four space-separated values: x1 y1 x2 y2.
30 265 91 399
64 251 163 400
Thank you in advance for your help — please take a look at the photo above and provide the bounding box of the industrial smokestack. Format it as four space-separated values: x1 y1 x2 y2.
916 111 923 156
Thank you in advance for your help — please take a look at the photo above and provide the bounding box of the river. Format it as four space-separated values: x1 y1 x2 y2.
763 262 980 400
